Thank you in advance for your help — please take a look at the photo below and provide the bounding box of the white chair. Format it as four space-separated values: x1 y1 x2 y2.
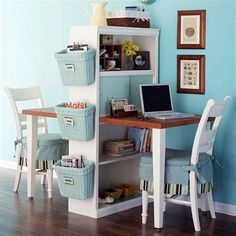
5 86 68 198
139 96 231 231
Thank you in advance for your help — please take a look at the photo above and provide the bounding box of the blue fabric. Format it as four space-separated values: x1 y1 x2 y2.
19 133 68 161
37 133 68 161
139 148 214 185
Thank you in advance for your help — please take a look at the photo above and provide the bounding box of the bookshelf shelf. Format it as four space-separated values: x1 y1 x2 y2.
98 194 142 218
100 70 154 77
68 25 159 219
99 152 146 166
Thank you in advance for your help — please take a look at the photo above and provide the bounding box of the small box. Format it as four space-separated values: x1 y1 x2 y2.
101 35 113 45
100 188 123 200
115 184 137 197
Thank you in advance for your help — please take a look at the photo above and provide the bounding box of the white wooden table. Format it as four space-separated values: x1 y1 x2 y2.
100 115 202 229
22 108 201 229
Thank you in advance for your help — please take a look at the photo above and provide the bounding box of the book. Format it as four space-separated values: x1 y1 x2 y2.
105 139 133 146
127 127 142 152
139 128 146 152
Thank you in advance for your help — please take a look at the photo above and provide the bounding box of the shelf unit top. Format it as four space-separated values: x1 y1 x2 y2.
99 152 145 166
99 70 154 77
70 25 159 37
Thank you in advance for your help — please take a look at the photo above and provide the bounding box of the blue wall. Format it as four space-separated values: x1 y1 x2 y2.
1 0 235 205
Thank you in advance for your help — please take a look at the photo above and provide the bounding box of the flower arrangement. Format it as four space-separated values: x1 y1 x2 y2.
122 41 139 56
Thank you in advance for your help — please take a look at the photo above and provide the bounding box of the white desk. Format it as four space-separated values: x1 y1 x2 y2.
22 108 201 229
100 115 202 230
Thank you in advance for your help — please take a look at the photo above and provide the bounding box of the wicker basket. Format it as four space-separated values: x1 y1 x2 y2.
107 18 150 28
55 49 95 86
54 160 94 200
55 103 95 141
106 10 150 28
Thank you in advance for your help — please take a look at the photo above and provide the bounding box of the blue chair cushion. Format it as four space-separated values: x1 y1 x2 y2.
139 148 213 185
37 133 68 161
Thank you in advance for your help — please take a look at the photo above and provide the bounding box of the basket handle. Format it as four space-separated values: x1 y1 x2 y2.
64 117 74 126
64 64 75 72
64 177 74 185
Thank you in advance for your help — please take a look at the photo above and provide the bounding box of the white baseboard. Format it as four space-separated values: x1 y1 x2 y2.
0 160 17 170
0 160 236 217
214 201 236 216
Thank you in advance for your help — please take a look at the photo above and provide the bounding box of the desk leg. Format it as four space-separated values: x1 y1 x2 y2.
27 115 38 199
152 128 166 230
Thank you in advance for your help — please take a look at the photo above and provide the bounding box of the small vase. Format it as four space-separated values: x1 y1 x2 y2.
123 55 134 70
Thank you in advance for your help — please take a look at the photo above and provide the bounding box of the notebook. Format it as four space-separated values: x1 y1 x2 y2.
139 84 195 120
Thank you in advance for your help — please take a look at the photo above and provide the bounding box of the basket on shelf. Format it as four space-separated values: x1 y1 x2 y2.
55 49 95 86
54 160 95 200
106 10 150 28
55 103 95 141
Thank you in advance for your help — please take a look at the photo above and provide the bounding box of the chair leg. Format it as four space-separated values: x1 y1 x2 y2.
200 193 207 214
207 189 216 219
13 144 23 192
190 172 201 231
47 169 53 199
13 164 22 192
141 190 149 224
41 175 46 185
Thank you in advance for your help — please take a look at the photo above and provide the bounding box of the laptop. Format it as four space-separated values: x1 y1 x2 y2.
139 84 195 120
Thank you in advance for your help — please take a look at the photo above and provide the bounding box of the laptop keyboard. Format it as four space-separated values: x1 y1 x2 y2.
150 112 195 120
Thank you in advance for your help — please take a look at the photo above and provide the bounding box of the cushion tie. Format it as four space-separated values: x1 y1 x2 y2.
183 164 206 184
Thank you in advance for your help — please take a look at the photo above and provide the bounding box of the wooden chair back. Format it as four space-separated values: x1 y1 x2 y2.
191 96 231 164
5 86 48 140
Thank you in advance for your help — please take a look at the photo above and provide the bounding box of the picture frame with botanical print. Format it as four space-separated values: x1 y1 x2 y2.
177 10 206 49
177 55 205 94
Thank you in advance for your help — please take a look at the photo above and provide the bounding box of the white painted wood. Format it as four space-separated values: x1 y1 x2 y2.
165 198 191 207
200 193 208 212
68 25 159 218
190 171 201 231
207 189 216 218
152 128 166 229
27 115 37 198
13 141 23 192
47 169 53 199
100 70 154 77
99 152 144 166
41 175 46 185
97 196 142 218
142 190 149 224
5 86 59 198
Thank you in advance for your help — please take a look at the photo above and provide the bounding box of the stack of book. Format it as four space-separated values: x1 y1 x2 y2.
105 139 135 156
128 127 152 153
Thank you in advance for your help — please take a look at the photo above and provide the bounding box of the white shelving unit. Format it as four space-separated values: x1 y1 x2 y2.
67 26 159 218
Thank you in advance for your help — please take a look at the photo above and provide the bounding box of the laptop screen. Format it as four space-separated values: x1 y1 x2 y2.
140 84 173 114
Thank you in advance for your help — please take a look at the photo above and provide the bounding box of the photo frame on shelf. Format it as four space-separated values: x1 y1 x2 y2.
177 55 205 94
177 10 206 49
133 51 150 70
110 98 128 113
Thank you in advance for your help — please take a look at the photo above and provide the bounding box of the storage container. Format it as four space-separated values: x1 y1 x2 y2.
54 160 94 200
55 103 95 141
106 10 150 28
55 49 95 86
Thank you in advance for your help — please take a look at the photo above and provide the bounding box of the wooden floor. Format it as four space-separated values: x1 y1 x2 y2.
1 168 236 236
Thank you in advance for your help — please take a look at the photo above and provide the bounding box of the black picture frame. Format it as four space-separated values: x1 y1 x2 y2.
133 51 150 70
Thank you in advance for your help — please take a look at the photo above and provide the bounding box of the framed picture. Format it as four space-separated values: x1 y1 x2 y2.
133 51 150 70
110 98 128 113
177 10 206 49
177 55 205 94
